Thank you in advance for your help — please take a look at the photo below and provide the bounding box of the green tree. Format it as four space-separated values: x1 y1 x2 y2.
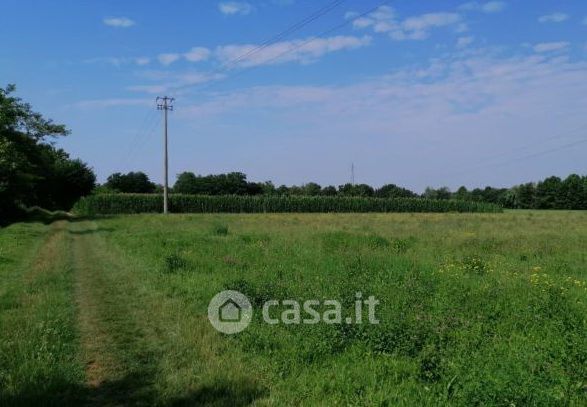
560 174 583 209
535 176 562 209
338 183 374 197
1 84 94 221
302 182 322 196
105 172 156 193
321 185 337 196
376 184 417 199
423 187 451 200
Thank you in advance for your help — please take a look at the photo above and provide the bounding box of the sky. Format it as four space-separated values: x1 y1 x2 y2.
1 0 587 192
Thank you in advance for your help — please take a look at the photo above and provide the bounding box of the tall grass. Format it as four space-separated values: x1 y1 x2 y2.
73 194 502 215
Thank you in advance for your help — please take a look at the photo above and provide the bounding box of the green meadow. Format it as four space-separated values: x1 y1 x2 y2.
0 212 586 405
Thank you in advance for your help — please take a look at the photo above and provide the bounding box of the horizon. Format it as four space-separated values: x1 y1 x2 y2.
2 0 586 192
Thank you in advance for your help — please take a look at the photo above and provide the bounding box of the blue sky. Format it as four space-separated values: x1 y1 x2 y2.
1 0 586 191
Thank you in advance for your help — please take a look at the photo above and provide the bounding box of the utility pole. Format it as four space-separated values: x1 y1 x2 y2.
156 96 174 214
351 163 355 186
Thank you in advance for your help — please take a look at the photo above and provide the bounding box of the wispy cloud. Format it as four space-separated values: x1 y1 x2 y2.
103 17 135 28
538 13 569 23
350 6 462 41
74 98 151 109
127 71 226 94
459 1 507 13
533 42 570 53
84 56 150 67
135 57 151 66
457 36 475 48
184 47 211 62
218 2 252 15
215 35 372 68
126 85 168 94
157 53 181 66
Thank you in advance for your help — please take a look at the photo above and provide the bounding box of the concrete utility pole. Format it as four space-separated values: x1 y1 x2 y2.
156 96 174 214
351 163 355 186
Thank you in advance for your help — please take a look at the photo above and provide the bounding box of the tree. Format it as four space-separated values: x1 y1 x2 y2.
42 151 96 210
423 187 451 200
105 172 156 193
535 176 562 209
454 186 470 201
376 184 417 199
302 182 322 196
338 183 374 197
173 172 199 194
321 185 337 196
1 84 95 222
514 183 536 209
560 174 583 210
172 172 262 195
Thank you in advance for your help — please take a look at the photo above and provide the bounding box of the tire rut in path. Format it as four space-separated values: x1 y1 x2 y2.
70 221 159 406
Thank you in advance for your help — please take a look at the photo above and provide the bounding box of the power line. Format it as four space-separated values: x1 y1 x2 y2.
121 108 159 164
169 0 388 95
448 132 587 178
459 122 587 170
126 113 161 165
223 0 348 71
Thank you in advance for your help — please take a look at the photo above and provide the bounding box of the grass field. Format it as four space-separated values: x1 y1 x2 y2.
0 212 586 405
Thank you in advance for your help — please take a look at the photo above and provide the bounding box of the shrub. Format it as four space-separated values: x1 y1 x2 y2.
163 253 188 274
73 194 502 215
212 224 229 236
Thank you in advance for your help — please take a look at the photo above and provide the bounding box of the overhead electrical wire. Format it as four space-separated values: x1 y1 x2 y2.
444 126 587 178
124 0 354 162
168 0 390 95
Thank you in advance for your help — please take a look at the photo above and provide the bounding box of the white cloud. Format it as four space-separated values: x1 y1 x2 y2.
457 36 475 48
350 6 462 41
533 42 570 53
75 98 151 109
126 85 168 94
127 71 226 94
218 2 252 15
135 57 150 66
482 1 506 13
103 17 135 28
538 13 569 23
84 57 148 67
177 53 587 190
215 35 371 68
184 47 211 62
158 53 181 66
399 13 461 40
459 2 506 13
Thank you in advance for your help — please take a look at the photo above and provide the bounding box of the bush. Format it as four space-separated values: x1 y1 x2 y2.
73 194 502 215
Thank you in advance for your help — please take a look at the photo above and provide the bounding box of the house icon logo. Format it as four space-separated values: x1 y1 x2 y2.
208 290 253 334
219 298 242 322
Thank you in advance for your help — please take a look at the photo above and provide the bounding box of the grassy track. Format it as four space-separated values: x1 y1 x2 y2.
0 221 84 405
0 212 586 405
1 220 266 406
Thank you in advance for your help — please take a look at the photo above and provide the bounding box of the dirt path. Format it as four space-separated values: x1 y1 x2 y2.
62 219 266 406
70 221 159 406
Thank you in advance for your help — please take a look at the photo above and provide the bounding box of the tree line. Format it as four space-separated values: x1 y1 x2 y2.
100 171 587 210
2 84 585 226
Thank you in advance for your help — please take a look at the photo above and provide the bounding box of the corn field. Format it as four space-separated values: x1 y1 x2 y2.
73 194 502 215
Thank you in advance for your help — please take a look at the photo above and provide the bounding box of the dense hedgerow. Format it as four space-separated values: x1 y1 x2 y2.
73 194 502 215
